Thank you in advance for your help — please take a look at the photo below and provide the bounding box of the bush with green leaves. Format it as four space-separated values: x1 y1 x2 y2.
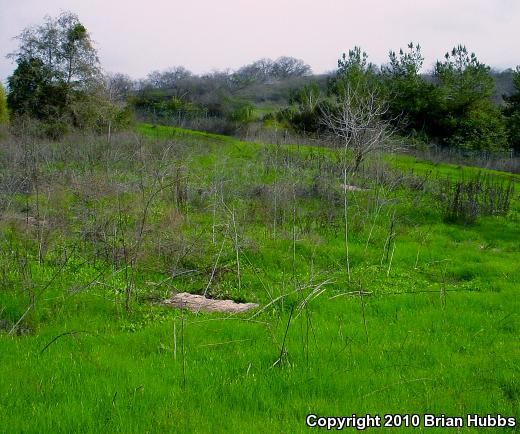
276 83 326 133
70 87 134 134
226 99 255 124
0 83 8 124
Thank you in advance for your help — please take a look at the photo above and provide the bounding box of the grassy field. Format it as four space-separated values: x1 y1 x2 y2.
0 125 519 432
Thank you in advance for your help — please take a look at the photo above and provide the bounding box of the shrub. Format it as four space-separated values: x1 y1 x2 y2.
228 101 255 123
0 83 8 124
42 119 70 140
439 174 514 224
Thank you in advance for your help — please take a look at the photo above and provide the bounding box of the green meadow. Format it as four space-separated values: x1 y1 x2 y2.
0 125 518 433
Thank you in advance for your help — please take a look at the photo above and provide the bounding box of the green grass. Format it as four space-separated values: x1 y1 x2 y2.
0 125 518 432
390 153 520 188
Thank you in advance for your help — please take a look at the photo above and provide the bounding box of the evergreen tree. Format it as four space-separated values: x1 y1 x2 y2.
432 45 507 150
7 58 68 120
503 67 520 150
329 46 379 97
381 43 435 135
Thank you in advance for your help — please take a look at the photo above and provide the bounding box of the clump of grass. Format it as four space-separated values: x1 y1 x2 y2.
439 174 515 224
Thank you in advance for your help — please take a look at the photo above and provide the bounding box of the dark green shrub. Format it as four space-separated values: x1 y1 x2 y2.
42 119 70 140
503 67 520 151
430 46 508 151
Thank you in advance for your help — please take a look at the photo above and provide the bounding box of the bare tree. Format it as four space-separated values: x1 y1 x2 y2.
321 83 394 172
233 59 274 86
105 73 135 102
272 56 312 80
232 56 311 86
143 67 194 99
321 83 394 282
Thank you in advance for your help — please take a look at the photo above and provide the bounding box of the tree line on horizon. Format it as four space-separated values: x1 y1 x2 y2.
277 44 520 152
1 12 520 152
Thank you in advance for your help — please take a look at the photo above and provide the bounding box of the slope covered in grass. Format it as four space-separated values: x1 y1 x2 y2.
0 126 518 432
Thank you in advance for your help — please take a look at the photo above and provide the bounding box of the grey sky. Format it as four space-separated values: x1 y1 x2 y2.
1 0 519 83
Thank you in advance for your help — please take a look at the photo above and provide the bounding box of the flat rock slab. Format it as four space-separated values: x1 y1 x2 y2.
164 292 258 313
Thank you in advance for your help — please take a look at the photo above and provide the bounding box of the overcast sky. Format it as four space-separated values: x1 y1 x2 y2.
1 0 519 83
